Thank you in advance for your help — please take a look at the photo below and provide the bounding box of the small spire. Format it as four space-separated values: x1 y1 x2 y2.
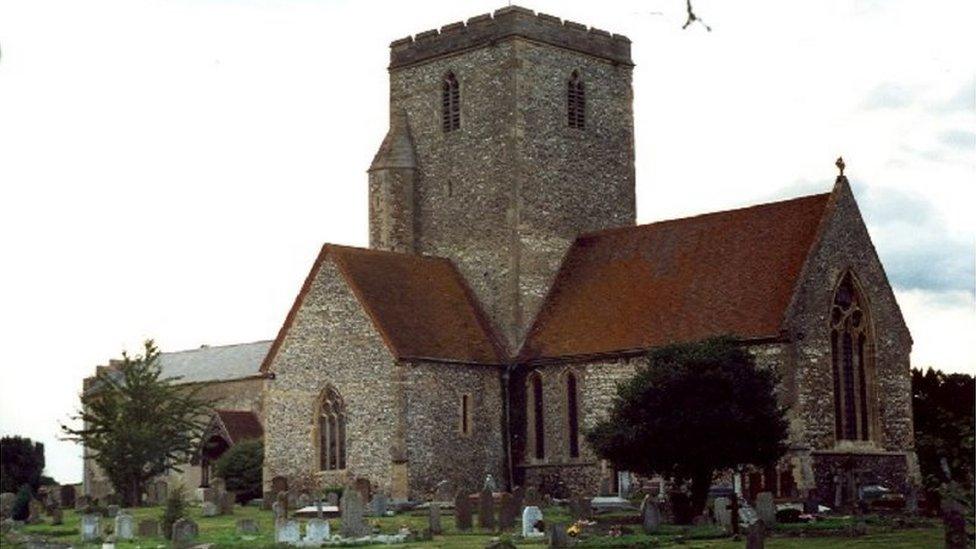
835 156 846 178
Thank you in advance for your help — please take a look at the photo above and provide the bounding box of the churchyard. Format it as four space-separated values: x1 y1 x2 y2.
4 494 945 548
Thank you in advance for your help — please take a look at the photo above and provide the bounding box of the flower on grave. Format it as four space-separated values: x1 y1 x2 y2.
608 525 623 538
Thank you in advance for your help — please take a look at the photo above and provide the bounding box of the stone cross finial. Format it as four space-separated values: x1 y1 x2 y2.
835 156 846 177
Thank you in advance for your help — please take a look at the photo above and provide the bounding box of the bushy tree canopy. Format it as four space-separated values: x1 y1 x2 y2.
912 367 974 489
214 439 263 503
587 336 789 518
0 436 45 493
61 340 212 506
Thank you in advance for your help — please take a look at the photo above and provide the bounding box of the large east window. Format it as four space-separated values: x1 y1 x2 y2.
830 272 874 442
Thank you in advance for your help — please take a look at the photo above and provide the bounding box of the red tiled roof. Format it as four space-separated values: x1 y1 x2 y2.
214 410 263 443
261 245 505 370
518 193 832 362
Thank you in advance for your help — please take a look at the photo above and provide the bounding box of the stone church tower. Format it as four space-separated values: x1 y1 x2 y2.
369 6 636 349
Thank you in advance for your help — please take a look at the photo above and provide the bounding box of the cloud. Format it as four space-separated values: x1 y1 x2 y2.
938 129 976 150
935 78 975 113
854 183 975 296
862 82 915 110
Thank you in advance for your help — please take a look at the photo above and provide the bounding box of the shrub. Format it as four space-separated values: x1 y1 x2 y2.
11 484 32 521
214 439 263 504
161 484 187 539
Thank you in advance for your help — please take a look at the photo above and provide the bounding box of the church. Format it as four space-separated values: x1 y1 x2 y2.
83 6 918 506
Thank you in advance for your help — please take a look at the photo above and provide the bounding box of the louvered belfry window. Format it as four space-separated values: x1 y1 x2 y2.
567 71 585 129
442 72 460 132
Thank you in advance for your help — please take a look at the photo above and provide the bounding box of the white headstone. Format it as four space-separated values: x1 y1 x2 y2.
114 512 134 540
304 518 330 543
275 519 300 544
714 496 732 529
80 514 101 542
640 495 661 533
521 506 544 538
201 501 219 517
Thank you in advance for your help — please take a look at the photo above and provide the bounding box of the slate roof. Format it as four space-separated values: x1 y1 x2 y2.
518 192 832 362
158 340 272 384
213 410 264 443
261 244 506 371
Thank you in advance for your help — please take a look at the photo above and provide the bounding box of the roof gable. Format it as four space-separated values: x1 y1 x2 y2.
519 192 832 362
261 244 505 371
213 410 264 443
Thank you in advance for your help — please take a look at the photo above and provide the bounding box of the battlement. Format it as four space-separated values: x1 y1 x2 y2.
389 5 632 69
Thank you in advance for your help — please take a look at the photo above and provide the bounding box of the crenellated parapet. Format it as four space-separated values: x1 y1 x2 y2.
389 5 632 69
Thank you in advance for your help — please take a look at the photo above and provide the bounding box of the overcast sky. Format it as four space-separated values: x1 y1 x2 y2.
1 0 973 485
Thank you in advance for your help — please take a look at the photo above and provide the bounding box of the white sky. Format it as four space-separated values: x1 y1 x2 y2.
0 0 973 485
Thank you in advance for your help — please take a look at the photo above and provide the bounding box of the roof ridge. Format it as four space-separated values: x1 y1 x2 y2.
161 339 273 356
578 191 832 241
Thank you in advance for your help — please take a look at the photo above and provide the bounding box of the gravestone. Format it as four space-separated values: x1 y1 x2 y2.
548 522 570 548
522 506 544 538
370 493 388 516
201 501 219 517
171 517 198 546
498 492 517 530
569 496 591 520
746 520 766 549
434 480 454 502
154 481 168 506
755 492 775 525
454 493 472 531
713 496 731 530
50 506 63 525
115 511 134 540
80 514 101 542
340 488 368 538
219 491 235 515
304 518 330 543
524 486 542 506
296 492 310 509
640 495 661 533
137 518 159 537
58 486 76 509
27 499 44 524
326 492 340 506
428 503 442 535
478 487 496 530
106 504 120 518
274 491 288 520
275 519 300 544
236 518 258 535
0 492 15 518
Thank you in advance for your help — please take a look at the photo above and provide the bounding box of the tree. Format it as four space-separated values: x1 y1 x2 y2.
61 340 212 506
214 439 263 503
0 436 46 493
912 367 975 493
587 336 789 519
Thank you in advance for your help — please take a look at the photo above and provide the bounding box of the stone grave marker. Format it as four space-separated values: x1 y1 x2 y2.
548 521 569 548
522 506 544 538
219 491 235 515
137 518 159 537
326 492 340 506
296 492 310 509
106 504 120 518
640 495 661 533
498 492 517 530
171 517 198 546
154 481 168 506
755 492 775 525
201 501 219 517
51 506 63 525
236 518 258 534
428 502 442 535
275 519 300 544
80 514 101 542
746 520 766 549
370 492 388 516
454 492 472 531
305 518 330 543
274 491 288 520
27 499 44 524
58 486 76 509
115 511 134 540
340 487 368 538
478 487 495 530
713 496 731 530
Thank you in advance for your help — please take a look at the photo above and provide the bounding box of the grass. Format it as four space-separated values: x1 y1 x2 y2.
6 504 945 548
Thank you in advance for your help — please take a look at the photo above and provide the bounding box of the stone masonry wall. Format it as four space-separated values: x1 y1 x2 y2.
387 14 635 350
263 258 399 494
402 361 505 497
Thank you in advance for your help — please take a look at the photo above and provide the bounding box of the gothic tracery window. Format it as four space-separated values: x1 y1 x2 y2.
567 71 585 129
830 272 873 442
566 371 580 458
527 372 545 460
318 386 346 471
442 72 460 132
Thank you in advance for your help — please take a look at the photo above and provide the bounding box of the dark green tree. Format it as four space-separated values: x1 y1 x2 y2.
912 367 975 493
61 340 212 506
587 336 789 519
214 439 263 503
0 436 45 493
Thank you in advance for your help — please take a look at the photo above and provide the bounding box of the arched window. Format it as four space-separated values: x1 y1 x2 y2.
830 272 874 442
567 71 585 129
442 72 460 132
527 372 545 460
566 371 580 458
318 386 346 471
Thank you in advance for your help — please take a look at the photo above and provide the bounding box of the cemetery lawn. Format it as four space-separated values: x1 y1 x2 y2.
11 505 943 548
